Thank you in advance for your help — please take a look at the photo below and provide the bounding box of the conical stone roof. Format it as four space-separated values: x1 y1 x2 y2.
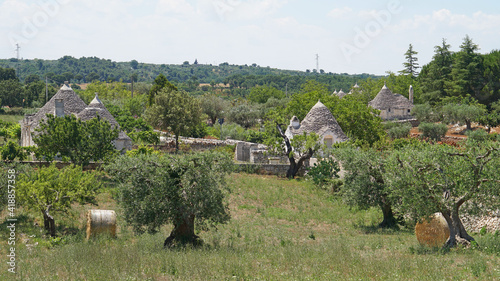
77 94 131 141
287 100 348 142
27 83 87 128
336 89 348 99
77 94 119 127
349 82 361 94
368 84 414 110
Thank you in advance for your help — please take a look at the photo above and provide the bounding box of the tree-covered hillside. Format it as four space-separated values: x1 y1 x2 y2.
0 56 375 92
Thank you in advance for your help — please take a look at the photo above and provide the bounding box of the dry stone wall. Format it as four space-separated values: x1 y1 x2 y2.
235 163 307 177
461 211 500 234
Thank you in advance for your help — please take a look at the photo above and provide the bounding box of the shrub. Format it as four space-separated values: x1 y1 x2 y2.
1 140 28 161
130 130 160 145
307 157 341 189
418 122 448 141
245 129 265 143
390 138 423 150
213 144 236 158
126 145 159 156
188 122 208 139
233 163 262 174
2 107 25 115
490 133 500 141
465 129 489 142
476 232 500 255
221 122 247 140
385 122 411 139
205 125 221 139
0 120 21 141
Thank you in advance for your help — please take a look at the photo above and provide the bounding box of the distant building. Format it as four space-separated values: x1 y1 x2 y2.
285 100 348 148
334 83 361 98
335 89 348 99
20 82 132 152
348 82 361 94
77 94 132 152
368 84 414 120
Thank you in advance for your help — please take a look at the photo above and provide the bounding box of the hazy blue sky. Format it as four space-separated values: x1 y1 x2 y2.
1 0 499 75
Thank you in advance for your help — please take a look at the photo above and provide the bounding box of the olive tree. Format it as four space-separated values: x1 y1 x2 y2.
411 103 438 123
387 140 500 247
199 93 227 126
105 151 233 247
145 89 202 151
440 102 486 131
264 112 321 179
225 102 260 129
17 164 100 236
334 145 399 228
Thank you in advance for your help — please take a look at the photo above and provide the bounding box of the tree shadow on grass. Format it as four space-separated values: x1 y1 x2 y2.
353 222 412 235
408 244 451 255
1 213 81 239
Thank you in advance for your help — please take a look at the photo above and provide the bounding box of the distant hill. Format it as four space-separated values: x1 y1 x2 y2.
0 56 380 92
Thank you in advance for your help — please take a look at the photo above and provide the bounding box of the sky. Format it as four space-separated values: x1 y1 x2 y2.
1 0 499 75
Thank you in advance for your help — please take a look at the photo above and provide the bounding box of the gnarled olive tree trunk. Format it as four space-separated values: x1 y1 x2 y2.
441 205 475 247
379 201 397 228
276 123 314 179
164 213 200 247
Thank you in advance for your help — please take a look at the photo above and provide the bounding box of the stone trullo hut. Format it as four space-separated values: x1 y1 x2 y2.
285 100 348 148
335 89 348 99
20 82 132 152
348 82 361 94
77 94 132 151
368 83 414 120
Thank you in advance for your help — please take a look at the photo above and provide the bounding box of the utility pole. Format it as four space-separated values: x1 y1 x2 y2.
45 76 48 103
15 43 21 60
15 44 21 77
316 54 319 73
285 83 288 98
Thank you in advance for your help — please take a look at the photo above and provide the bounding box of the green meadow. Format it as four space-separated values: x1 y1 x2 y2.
0 115 23 123
1 173 499 280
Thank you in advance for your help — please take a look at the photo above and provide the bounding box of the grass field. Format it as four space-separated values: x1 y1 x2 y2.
1 173 499 280
0 114 23 123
